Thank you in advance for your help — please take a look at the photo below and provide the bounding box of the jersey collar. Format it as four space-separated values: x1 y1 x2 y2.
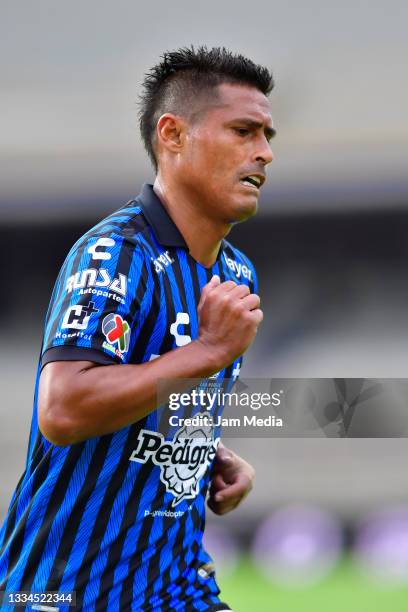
135 183 188 248
135 183 227 253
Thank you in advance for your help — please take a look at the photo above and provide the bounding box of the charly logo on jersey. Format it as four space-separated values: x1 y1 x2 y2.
129 419 219 506
170 312 192 347
61 301 99 330
151 250 175 274
88 237 115 261
157 314 221 378
102 313 130 359
66 268 127 304
223 252 252 281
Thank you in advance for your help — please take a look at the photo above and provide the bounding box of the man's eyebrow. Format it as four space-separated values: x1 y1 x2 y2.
231 117 277 139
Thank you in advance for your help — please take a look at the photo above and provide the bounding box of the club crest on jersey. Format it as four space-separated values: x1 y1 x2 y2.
129 419 219 506
223 253 252 281
66 268 127 301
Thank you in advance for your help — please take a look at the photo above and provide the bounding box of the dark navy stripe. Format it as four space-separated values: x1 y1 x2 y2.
127 246 156 359
71 426 142 608
19 444 85 591
95 457 155 608
117 468 168 610
56 430 133 596
44 435 113 592
0 444 52 588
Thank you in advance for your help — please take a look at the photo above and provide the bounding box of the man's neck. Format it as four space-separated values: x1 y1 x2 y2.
153 176 231 269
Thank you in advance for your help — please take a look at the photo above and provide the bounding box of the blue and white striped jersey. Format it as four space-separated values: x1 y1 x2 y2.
0 184 258 611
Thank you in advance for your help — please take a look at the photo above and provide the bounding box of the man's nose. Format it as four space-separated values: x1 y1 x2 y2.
254 139 274 165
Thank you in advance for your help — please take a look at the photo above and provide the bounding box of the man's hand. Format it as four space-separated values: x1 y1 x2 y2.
197 275 263 369
207 442 255 515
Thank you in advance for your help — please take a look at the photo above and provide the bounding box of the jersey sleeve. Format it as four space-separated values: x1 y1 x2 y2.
41 232 150 368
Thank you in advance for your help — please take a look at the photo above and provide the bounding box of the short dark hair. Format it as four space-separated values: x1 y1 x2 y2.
139 45 274 170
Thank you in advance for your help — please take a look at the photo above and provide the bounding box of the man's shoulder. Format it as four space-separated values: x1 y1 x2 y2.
82 199 147 241
68 199 150 257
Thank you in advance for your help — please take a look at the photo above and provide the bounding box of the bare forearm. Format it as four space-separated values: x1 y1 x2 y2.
39 274 263 446
39 340 222 445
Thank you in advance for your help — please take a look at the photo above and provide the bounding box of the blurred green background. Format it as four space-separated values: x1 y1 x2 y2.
219 558 408 612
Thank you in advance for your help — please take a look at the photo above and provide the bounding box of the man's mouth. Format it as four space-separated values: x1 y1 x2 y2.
239 174 264 189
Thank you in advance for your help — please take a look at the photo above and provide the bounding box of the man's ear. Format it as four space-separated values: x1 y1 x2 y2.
156 113 187 156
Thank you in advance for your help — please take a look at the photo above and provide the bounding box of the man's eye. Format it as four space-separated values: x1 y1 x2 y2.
235 128 249 136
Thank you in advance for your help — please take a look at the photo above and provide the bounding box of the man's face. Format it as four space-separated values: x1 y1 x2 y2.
178 82 275 223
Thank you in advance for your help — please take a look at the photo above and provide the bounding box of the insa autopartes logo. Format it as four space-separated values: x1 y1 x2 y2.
102 313 130 358
129 419 219 506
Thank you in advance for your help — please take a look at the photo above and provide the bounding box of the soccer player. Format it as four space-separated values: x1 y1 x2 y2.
0 46 274 610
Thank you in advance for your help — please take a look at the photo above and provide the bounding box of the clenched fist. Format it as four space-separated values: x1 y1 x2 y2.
196 275 263 370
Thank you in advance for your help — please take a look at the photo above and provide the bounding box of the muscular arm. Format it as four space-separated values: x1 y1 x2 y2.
38 275 262 446
39 340 218 446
